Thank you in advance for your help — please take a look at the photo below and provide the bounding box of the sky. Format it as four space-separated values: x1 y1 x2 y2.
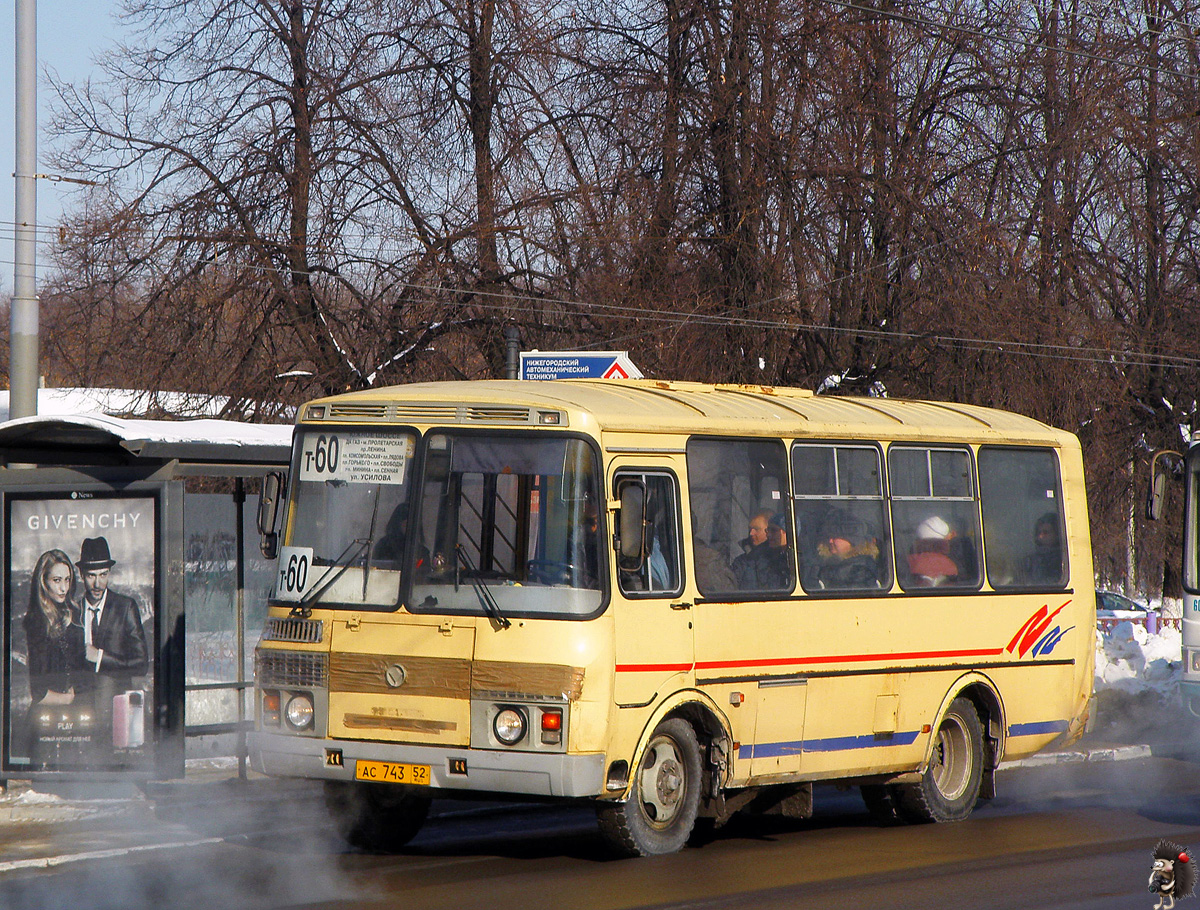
1 1 123 295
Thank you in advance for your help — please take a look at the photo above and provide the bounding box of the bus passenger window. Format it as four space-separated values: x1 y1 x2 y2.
686 438 794 596
978 447 1067 589
889 446 982 591
616 473 682 597
793 443 890 593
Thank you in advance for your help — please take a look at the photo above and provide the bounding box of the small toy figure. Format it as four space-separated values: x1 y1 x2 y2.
1150 839 1196 910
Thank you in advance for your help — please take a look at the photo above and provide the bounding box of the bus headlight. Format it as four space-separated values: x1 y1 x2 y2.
285 694 314 731
493 707 527 745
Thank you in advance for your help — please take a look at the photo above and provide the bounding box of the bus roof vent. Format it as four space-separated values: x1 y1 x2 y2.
312 401 555 425
463 405 535 423
327 403 389 420
391 404 462 422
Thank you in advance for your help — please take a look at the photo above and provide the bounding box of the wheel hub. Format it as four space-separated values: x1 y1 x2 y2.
656 758 682 807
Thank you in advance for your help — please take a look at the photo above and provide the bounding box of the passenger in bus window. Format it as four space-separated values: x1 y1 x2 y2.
815 510 881 589
647 527 671 590
739 510 772 555
733 510 788 590
907 516 960 587
767 512 787 549
1025 512 1063 584
621 522 672 594
766 512 793 585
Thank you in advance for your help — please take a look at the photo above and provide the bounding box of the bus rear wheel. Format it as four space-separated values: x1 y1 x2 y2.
895 697 984 823
597 718 702 856
324 780 431 852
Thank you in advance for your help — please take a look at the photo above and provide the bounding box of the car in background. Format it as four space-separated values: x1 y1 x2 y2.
1095 590 1163 633
1096 590 1152 620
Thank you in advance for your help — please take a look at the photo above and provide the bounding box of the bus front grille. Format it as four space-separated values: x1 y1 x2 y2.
256 650 329 689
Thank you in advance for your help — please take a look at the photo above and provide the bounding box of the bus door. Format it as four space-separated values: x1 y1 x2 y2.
611 468 694 706
684 437 798 778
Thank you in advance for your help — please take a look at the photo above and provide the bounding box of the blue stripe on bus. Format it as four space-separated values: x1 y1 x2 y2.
738 730 920 760
1008 720 1069 737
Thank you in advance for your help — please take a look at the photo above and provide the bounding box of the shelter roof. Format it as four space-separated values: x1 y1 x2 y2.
0 414 292 467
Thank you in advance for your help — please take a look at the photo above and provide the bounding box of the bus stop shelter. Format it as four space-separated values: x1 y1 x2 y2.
0 414 291 783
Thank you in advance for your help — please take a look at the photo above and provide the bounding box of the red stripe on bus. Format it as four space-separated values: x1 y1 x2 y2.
615 647 1006 673
695 648 1005 670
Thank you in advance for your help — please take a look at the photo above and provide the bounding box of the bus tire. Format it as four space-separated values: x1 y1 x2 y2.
324 780 430 852
597 718 702 856
895 697 984 823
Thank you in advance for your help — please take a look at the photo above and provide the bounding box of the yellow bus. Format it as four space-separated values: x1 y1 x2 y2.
249 380 1094 855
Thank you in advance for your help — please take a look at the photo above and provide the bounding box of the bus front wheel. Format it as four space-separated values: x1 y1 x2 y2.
895 697 984 823
597 718 702 856
324 780 430 852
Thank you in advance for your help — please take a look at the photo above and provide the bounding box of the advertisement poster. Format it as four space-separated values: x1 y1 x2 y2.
5 492 157 772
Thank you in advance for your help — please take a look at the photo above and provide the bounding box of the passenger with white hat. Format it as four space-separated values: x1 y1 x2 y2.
907 516 959 586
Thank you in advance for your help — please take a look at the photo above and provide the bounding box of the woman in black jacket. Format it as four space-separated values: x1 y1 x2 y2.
24 548 85 706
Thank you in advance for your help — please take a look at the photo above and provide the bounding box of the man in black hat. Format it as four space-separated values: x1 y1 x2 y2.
78 536 149 695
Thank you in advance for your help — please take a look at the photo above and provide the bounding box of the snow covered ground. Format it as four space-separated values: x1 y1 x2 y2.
1095 617 1183 700
1091 600 1199 749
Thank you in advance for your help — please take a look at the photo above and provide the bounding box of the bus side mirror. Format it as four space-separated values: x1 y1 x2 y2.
617 482 646 563
1147 450 1183 521
257 471 286 559
1147 469 1167 521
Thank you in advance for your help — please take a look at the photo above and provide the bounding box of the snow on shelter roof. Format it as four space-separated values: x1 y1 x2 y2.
0 387 234 422
0 388 292 467
0 414 292 467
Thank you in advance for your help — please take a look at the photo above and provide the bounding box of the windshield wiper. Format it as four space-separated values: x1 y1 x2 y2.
289 537 371 618
455 545 511 630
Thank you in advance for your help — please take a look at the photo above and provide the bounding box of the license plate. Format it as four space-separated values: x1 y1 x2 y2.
354 759 431 785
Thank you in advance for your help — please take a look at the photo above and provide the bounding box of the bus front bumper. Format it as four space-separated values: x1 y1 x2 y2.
247 731 607 799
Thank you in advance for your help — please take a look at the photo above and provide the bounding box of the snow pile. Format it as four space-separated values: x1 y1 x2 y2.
1094 620 1182 698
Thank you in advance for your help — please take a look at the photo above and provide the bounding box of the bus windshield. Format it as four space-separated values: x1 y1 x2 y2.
409 432 605 619
278 429 417 609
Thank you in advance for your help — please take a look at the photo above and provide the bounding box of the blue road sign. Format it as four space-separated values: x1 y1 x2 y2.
519 351 642 381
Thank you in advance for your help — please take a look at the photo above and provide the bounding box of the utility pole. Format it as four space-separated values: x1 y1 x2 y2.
12 0 39 419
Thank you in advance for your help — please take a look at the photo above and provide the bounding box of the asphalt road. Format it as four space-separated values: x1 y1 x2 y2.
1 755 1198 910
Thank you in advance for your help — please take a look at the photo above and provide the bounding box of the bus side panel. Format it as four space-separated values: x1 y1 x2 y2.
692 601 762 783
